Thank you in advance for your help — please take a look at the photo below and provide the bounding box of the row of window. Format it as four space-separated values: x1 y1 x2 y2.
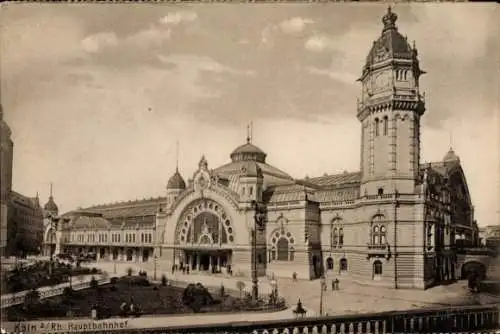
326 257 383 277
68 232 153 244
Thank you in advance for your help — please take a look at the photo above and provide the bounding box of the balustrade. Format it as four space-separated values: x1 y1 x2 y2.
48 304 498 334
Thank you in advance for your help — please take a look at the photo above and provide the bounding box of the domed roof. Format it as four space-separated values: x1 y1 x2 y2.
364 7 415 70
44 196 58 213
167 169 186 190
443 147 460 163
230 140 267 163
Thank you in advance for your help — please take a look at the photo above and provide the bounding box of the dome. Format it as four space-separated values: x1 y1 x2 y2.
167 169 186 190
44 196 58 213
363 7 415 70
230 141 267 163
443 147 460 163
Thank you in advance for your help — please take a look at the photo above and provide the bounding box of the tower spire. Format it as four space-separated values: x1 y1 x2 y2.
250 121 253 144
449 131 453 149
50 183 53 198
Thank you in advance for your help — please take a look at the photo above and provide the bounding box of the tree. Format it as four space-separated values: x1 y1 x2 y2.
236 281 245 299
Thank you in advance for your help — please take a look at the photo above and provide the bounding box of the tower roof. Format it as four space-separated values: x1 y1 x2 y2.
443 147 460 163
364 7 415 70
167 169 186 190
44 183 59 213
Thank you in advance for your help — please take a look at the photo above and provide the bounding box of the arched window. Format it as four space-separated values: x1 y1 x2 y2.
372 226 379 244
375 118 380 136
277 238 289 261
371 215 386 246
271 247 276 261
380 226 387 244
338 228 344 247
332 228 338 247
383 116 388 135
242 187 245 196
249 186 253 196
373 260 383 276
326 257 334 270
340 258 348 272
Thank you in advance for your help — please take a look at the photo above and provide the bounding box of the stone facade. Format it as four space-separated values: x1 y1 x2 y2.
54 8 477 290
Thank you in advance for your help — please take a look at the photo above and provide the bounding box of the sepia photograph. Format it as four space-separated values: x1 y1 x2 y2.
0 2 499 333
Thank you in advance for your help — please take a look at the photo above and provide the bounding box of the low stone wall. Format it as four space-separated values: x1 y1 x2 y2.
1 275 109 309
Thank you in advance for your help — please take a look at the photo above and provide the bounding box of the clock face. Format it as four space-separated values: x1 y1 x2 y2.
373 71 390 91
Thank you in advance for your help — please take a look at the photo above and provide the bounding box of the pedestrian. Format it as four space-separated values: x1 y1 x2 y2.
335 278 340 290
186 267 190 275
331 279 335 291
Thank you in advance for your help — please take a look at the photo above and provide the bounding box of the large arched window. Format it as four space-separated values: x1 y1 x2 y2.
375 118 380 136
383 116 388 136
332 228 338 247
270 228 295 262
373 260 383 276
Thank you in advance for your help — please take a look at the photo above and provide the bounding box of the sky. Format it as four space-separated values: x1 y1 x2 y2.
1 3 498 226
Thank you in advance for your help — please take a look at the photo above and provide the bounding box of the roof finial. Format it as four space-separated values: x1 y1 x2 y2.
175 140 179 172
50 182 53 198
449 131 453 150
246 123 251 144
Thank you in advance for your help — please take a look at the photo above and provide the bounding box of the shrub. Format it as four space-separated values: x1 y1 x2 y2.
126 267 134 277
131 276 150 286
110 277 118 285
23 289 40 311
161 274 167 286
62 287 74 298
182 283 214 313
91 267 98 274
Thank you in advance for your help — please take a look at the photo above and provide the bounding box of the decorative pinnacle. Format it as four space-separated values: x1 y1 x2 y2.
382 6 398 31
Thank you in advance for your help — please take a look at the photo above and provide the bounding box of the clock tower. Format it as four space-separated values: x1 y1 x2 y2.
357 7 426 196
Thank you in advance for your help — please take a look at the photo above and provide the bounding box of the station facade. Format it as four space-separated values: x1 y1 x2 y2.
46 8 478 289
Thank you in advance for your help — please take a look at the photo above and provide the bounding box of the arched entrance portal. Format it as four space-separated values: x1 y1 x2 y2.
175 199 235 274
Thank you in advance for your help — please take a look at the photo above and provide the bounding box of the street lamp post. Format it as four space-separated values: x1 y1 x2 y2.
251 200 266 301
319 275 326 316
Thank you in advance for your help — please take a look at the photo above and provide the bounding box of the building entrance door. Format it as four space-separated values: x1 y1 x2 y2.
200 253 210 271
